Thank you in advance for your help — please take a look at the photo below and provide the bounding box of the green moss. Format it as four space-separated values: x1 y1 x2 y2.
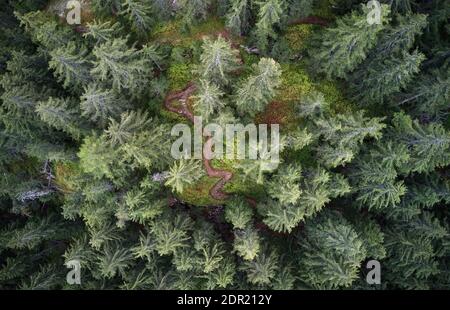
313 0 335 20
314 79 355 114
151 17 226 48
167 62 194 91
188 17 225 38
284 24 315 51
177 175 223 206
283 147 315 168
223 174 266 200
54 161 82 193
276 64 314 103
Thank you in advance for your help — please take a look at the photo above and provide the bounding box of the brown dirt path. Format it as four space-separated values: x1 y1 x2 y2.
164 82 233 200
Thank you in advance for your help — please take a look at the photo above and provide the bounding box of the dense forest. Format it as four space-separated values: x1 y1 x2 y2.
0 0 449 290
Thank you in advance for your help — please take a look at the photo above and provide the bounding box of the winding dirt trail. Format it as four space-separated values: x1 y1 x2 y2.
164 82 233 200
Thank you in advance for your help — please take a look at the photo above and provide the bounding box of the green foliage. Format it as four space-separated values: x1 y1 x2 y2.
255 0 284 52
236 58 282 116
350 50 425 105
197 36 241 87
1 0 450 291
226 0 252 35
390 112 450 173
80 84 129 127
84 20 123 44
193 79 225 121
298 211 367 289
165 159 204 194
91 38 154 93
36 97 86 140
120 0 154 36
312 4 391 78
225 197 253 229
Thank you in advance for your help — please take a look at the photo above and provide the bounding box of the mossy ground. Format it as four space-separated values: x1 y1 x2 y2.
54 161 81 193
151 17 228 48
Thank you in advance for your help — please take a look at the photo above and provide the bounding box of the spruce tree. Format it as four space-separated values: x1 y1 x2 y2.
197 36 241 87
312 4 390 78
236 57 282 116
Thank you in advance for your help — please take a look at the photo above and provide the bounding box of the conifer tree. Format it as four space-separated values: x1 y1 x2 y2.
312 4 390 78
350 50 425 105
91 38 152 92
165 159 204 194
197 36 241 87
226 0 252 35
240 246 278 286
225 197 253 230
390 112 450 173
193 79 225 121
236 58 281 116
233 226 261 260
36 97 86 140
49 42 93 92
403 68 450 121
178 0 211 30
80 84 129 127
255 0 284 52
84 20 123 44
297 211 367 289
120 0 154 36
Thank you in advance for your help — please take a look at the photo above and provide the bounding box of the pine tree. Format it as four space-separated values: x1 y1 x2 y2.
105 110 151 146
224 197 253 229
120 124 171 170
383 212 448 289
236 57 282 116
259 199 302 233
226 0 252 35
120 0 154 36
197 36 241 87
83 20 123 44
193 79 225 121
255 0 284 52
36 97 87 140
150 212 193 256
371 13 427 57
17 11 73 51
404 68 450 121
178 0 211 30
91 0 121 17
80 84 129 127
49 42 93 92
312 4 391 78
267 164 302 205
98 243 134 279
350 50 425 105
390 112 450 173
297 211 367 289
234 226 261 261
240 246 278 286
349 159 406 210
91 38 152 92
165 159 204 194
